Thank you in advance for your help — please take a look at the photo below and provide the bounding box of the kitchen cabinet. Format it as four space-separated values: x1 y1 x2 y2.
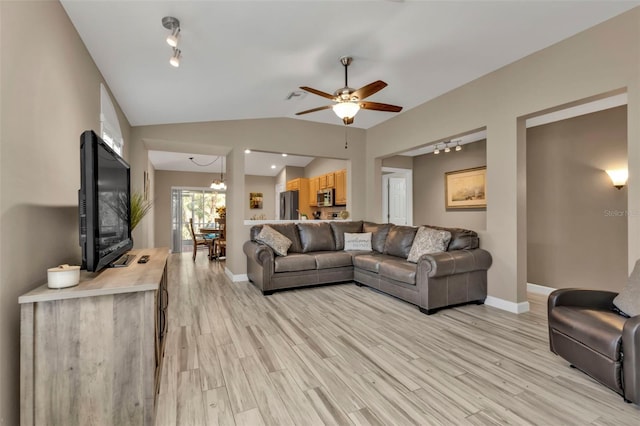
286 179 300 191
326 172 335 188
318 172 335 190
309 177 319 206
335 169 347 205
318 174 327 189
285 178 312 218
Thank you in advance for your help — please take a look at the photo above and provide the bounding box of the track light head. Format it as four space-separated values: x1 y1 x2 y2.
455 141 462 151
444 143 451 153
433 145 440 155
170 48 181 67
166 27 180 47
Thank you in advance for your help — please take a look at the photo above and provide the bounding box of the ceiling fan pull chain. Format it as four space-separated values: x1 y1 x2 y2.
344 125 348 149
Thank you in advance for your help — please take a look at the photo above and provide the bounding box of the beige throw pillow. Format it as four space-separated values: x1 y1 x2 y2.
407 226 451 263
255 225 292 256
613 259 640 317
344 232 372 251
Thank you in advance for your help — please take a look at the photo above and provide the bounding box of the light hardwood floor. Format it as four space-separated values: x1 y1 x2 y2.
155 253 640 425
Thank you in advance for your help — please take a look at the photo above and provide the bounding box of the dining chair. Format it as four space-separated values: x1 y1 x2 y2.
214 223 226 260
188 218 213 261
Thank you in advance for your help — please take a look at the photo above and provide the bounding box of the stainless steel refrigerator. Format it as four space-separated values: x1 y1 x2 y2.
279 190 299 220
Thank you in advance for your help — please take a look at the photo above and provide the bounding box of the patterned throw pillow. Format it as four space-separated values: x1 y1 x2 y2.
344 232 372 251
255 225 292 256
613 259 640 317
407 226 452 263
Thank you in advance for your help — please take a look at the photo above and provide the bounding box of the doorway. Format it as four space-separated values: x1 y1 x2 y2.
382 168 413 225
171 187 226 253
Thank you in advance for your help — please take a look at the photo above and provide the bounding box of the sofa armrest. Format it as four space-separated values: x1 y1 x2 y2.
547 288 617 311
622 315 640 404
243 240 275 265
418 248 492 278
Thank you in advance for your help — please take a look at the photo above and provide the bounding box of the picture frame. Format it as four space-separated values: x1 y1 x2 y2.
249 192 263 209
445 166 487 209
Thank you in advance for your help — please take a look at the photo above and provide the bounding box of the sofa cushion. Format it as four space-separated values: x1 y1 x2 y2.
407 226 452 263
363 222 393 253
251 223 303 253
330 221 363 250
344 232 372 251
353 253 385 273
383 226 418 259
550 306 626 360
274 253 317 273
313 251 354 269
613 259 640 317
255 225 292 256
379 259 417 285
425 225 478 250
297 222 336 253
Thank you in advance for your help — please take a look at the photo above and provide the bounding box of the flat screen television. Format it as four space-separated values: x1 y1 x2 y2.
79 130 133 272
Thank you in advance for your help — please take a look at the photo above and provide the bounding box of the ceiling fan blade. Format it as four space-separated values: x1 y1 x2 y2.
295 105 333 115
359 101 403 113
351 80 387 100
300 86 335 100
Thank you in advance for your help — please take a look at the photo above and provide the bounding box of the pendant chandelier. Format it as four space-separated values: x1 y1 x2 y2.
210 156 226 191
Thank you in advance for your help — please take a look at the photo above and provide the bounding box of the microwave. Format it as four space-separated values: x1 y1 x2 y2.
317 188 334 207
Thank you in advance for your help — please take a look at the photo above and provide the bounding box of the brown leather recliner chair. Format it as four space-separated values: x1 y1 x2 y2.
548 288 640 404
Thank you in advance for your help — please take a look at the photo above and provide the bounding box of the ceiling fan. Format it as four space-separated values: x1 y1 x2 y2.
296 56 403 125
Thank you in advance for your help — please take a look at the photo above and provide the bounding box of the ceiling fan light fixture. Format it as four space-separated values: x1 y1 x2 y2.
333 101 360 119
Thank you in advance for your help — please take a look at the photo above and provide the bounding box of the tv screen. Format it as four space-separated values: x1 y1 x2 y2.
79 130 133 272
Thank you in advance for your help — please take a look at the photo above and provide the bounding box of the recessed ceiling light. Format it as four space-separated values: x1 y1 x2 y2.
244 149 251 154
271 165 276 169
282 153 288 157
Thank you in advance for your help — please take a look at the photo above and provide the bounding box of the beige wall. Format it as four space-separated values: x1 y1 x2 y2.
366 9 640 307
0 1 131 424
245 175 276 220
304 157 348 177
527 106 628 291
129 118 367 277
153 170 218 249
413 140 487 230
383 155 413 170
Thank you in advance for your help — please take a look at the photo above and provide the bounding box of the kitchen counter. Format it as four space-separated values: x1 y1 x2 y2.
243 219 351 225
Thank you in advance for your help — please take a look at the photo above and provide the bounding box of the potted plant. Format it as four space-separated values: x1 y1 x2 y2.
130 191 153 230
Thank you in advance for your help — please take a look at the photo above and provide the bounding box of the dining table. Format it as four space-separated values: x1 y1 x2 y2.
199 227 224 259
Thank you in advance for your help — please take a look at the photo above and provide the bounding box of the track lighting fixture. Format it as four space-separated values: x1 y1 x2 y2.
170 48 181 68
162 16 182 67
433 145 440 155
455 140 462 151
444 142 451 153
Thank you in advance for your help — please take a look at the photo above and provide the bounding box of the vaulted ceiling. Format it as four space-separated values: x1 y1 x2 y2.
61 1 638 130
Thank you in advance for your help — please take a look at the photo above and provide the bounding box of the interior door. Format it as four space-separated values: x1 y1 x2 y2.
382 170 412 225
389 176 408 225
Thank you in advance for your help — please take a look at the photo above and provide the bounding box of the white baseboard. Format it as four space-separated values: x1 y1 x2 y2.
527 282 555 295
485 296 530 314
225 267 248 282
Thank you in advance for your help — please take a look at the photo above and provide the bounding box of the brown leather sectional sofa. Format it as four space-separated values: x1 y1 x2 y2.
243 221 492 314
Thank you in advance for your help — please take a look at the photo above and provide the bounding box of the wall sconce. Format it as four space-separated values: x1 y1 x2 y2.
606 169 628 190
